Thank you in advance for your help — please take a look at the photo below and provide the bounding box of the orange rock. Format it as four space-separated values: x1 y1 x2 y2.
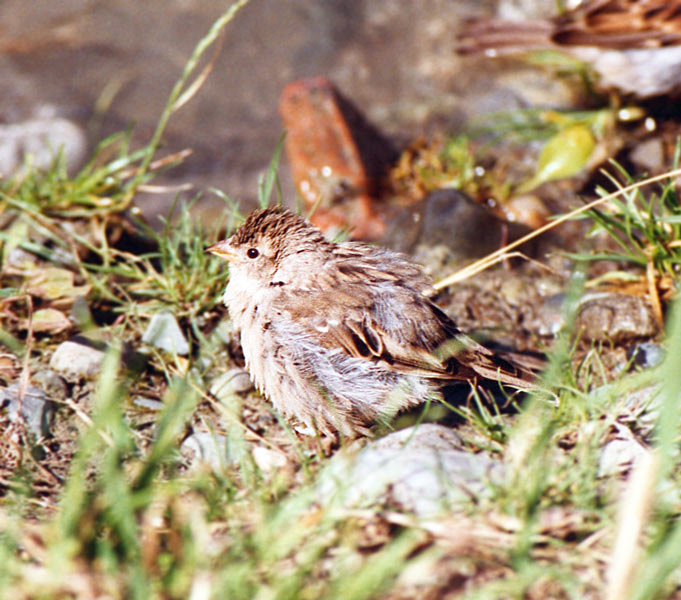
501 194 550 230
279 77 394 239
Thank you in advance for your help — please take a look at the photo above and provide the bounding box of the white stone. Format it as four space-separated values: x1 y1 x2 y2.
49 340 105 379
142 311 189 355
318 424 504 517
252 445 288 473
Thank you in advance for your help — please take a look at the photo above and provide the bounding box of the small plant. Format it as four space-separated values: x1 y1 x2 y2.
576 148 681 281
0 145 233 352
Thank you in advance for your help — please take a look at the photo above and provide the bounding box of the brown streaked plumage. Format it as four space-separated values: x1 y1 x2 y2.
457 0 681 99
207 207 534 438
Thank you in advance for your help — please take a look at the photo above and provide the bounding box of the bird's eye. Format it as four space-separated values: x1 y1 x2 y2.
247 248 259 259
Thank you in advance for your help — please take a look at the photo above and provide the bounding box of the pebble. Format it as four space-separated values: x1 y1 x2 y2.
210 368 253 399
132 397 164 411
577 293 659 343
627 342 664 369
371 423 465 451
0 116 86 176
182 432 289 478
252 445 288 473
629 137 665 174
31 369 67 397
180 432 227 472
0 384 53 438
533 293 566 336
141 311 190 355
213 319 235 346
49 340 106 379
502 194 550 229
318 424 503 517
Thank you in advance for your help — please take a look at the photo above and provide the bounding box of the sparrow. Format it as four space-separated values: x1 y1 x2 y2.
457 0 681 99
207 207 533 438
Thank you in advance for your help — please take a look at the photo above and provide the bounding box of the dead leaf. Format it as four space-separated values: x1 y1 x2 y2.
27 308 72 333
25 267 91 305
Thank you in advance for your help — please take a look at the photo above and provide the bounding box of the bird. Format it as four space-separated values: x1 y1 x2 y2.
207 207 533 438
456 0 681 99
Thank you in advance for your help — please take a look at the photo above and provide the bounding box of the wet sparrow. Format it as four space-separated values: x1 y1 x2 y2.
457 0 681 99
207 207 532 438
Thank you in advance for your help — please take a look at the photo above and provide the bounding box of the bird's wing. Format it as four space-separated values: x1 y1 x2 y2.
275 251 533 388
457 0 681 56
553 0 681 49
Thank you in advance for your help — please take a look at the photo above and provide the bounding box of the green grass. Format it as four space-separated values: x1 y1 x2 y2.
2 2 681 599
572 147 681 278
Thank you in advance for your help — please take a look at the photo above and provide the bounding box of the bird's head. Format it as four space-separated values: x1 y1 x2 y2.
206 207 331 286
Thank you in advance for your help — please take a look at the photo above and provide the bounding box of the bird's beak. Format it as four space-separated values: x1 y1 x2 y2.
206 239 237 261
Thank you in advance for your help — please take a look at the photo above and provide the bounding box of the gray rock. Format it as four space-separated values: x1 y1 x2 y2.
213 319 236 346
183 432 286 475
490 69 581 113
141 311 189 355
180 432 227 471
533 293 566 336
627 342 664 370
532 292 661 341
384 189 528 262
577 293 659 343
371 423 465 451
629 137 665 174
318 424 503 517
70 295 96 330
0 117 86 176
49 340 106 379
31 369 67 397
252 445 288 473
0 384 53 438
132 397 164 411
210 368 254 399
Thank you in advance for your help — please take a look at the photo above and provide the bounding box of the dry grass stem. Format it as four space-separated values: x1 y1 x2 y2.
435 166 681 290
605 450 658 600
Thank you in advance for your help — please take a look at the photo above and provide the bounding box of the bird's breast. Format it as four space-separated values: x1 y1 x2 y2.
223 278 281 394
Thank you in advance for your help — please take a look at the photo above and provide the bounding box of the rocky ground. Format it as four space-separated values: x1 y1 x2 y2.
1 1 681 598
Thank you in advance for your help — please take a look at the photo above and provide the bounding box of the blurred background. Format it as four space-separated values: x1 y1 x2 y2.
2 0 575 225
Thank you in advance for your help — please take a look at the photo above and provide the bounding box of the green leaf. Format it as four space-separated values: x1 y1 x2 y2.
518 124 595 193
